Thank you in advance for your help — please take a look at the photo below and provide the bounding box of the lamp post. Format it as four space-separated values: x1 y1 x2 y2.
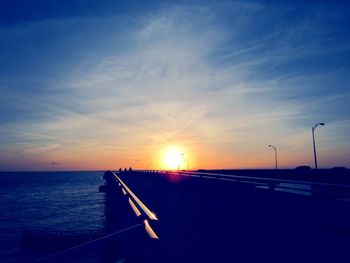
179 153 185 172
177 154 183 172
312 122 325 169
268 145 278 170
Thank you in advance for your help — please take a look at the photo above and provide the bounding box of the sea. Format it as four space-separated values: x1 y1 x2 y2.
0 171 107 262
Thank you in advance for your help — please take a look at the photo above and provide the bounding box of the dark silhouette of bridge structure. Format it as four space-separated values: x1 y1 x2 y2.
30 168 350 262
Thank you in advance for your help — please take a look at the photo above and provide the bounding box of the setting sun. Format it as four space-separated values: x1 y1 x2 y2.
163 147 184 170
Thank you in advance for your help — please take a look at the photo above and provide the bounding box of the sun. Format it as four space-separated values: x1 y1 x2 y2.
163 147 184 170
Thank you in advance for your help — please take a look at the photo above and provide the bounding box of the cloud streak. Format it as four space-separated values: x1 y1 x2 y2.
0 1 349 170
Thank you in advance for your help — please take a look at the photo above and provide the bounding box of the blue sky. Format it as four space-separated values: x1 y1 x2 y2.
0 0 350 170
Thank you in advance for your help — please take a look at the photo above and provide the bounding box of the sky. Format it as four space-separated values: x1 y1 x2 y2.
0 0 350 171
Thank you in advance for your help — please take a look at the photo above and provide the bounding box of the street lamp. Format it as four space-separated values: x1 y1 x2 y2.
178 153 184 172
268 145 278 170
312 122 325 169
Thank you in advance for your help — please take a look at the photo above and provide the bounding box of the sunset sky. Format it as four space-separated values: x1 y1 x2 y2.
0 0 350 171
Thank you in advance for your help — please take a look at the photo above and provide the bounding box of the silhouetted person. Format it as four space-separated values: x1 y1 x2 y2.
119 168 122 173
129 167 133 172
124 168 127 172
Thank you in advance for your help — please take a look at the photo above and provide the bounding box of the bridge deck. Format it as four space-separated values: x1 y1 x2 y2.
111 171 350 262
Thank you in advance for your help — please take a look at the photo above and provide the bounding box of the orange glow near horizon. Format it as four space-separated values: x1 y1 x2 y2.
11 139 345 171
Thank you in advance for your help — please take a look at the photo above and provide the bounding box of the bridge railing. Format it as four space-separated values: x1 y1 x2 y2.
105 171 159 239
123 169 350 199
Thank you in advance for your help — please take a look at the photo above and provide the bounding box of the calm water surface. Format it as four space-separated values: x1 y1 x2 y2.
0 171 106 262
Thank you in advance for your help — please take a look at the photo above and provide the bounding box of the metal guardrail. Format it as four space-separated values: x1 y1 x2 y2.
114 172 158 221
128 170 350 199
112 171 159 239
181 171 350 189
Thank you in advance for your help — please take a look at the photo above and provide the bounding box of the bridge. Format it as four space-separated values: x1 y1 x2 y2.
35 169 350 262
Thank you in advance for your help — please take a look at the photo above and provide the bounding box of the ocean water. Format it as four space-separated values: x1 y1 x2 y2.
0 171 106 262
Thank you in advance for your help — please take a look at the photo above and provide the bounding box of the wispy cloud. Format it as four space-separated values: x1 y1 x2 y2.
0 1 349 170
